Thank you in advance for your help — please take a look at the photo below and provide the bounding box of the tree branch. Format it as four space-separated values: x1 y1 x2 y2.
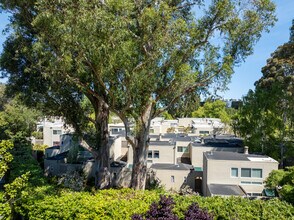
80 139 99 158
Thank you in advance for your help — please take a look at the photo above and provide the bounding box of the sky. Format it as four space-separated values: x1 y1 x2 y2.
0 1 293 99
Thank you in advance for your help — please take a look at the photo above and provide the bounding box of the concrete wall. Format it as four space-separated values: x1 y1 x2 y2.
110 137 122 161
175 141 191 159
151 168 195 191
43 125 62 147
111 167 132 188
44 159 95 179
178 118 196 127
150 125 161 134
203 155 278 196
147 144 175 166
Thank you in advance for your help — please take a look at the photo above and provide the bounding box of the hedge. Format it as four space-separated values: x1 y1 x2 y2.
16 188 294 220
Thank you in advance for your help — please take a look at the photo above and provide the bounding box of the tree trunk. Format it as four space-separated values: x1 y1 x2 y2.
94 100 110 189
131 103 153 190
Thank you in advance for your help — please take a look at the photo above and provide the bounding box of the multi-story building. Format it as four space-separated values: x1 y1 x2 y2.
202 150 278 197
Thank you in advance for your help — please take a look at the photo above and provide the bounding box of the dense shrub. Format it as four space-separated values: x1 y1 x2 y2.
265 166 294 205
14 189 294 220
184 203 212 220
8 140 47 186
132 195 178 220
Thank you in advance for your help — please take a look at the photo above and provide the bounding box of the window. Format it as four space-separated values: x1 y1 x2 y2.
148 150 159 159
252 169 262 178
149 128 154 134
241 168 263 178
252 182 262 185
53 130 61 135
171 175 175 183
154 151 159 158
241 168 251 177
177 146 189 153
231 168 238 177
199 131 209 135
241 181 251 184
241 181 263 185
148 150 153 158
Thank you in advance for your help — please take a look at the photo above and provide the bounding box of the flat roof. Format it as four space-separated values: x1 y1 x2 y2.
208 184 246 196
204 151 277 162
150 163 193 170
192 142 242 148
149 141 174 146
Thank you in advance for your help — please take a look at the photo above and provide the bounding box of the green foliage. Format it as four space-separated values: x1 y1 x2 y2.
265 166 294 204
161 111 174 120
0 172 30 219
8 141 47 187
32 131 43 139
0 140 13 178
11 189 294 220
234 21 294 161
192 100 230 123
1 0 277 188
32 144 48 152
67 144 80 164
0 97 41 140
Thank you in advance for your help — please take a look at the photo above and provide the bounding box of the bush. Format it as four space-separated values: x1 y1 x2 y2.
184 203 212 220
15 189 294 220
265 166 294 205
132 195 178 220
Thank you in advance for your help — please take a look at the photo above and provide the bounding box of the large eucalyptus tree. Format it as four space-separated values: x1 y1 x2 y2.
1 0 276 189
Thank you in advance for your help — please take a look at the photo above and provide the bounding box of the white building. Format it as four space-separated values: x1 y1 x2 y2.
202 151 278 197
35 118 74 147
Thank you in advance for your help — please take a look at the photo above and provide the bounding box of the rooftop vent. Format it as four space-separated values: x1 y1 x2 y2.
244 146 249 155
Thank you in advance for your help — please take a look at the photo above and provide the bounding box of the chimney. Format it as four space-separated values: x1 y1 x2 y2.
244 146 249 155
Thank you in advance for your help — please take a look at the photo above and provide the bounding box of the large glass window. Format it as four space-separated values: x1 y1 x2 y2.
241 168 251 177
252 169 262 178
231 168 238 177
241 168 263 178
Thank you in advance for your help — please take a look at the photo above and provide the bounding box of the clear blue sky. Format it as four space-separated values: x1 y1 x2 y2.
0 1 293 99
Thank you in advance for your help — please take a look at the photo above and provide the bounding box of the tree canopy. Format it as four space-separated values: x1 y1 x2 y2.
235 20 294 162
1 0 277 189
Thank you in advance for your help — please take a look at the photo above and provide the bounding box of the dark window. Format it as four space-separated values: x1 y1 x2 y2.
148 150 153 158
171 176 175 183
154 151 159 158
241 168 251 177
